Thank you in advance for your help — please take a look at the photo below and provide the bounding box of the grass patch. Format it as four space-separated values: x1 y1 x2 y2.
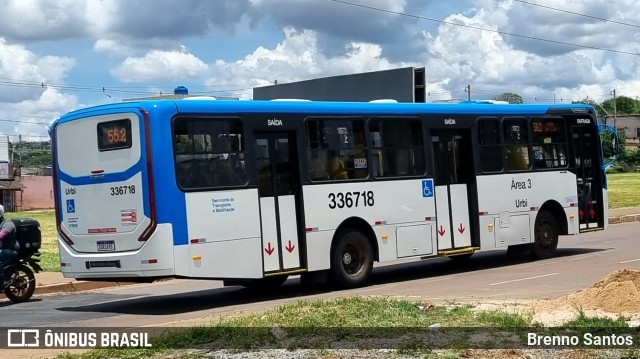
55 297 536 358
53 297 640 358
5 209 59 272
607 172 640 209
562 310 629 328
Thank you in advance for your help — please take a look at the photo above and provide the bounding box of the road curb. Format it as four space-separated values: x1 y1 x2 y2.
608 214 640 224
34 281 136 296
0 281 135 300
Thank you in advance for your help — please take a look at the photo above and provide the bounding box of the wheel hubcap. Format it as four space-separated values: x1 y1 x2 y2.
342 252 352 265
538 223 552 247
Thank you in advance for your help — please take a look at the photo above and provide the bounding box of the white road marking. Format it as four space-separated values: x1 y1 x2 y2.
618 258 640 264
488 273 559 286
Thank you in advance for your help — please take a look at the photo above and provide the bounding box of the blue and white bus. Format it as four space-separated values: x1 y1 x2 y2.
51 99 609 288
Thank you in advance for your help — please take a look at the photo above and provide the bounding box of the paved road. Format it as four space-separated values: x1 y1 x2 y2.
3 222 639 329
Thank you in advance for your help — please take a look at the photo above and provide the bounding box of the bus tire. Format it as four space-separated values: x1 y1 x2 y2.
531 211 559 260
330 229 374 288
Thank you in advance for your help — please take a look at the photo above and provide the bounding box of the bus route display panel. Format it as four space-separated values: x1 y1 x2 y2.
97 119 132 151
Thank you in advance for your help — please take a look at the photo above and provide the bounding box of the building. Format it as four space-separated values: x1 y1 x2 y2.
253 67 426 103
0 135 23 211
610 116 640 148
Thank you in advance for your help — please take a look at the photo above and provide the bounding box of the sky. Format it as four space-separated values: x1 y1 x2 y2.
1 0 640 141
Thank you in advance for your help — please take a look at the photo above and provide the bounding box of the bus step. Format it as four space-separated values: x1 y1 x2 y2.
436 247 480 258
264 268 307 276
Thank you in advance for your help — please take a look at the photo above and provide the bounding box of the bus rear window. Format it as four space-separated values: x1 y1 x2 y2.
97 119 132 151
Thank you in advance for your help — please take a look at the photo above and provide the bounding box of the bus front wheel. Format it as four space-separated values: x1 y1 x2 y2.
330 229 374 288
531 211 559 260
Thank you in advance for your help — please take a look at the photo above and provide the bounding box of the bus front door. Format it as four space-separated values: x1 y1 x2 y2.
572 126 604 231
431 130 474 251
255 132 303 273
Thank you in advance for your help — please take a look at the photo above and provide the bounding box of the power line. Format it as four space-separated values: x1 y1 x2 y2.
0 77 258 97
0 118 51 125
326 0 640 56
513 0 640 29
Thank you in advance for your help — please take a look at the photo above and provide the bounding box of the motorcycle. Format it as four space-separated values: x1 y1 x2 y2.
3 218 42 303
3 252 42 303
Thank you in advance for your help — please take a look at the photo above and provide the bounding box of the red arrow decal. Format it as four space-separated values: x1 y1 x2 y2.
285 240 295 253
265 242 274 256
458 223 465 234
589 209 596 219
438 225 446 237
579 210 585 220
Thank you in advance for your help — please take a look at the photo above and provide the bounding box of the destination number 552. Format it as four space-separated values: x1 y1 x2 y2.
328 191 374 209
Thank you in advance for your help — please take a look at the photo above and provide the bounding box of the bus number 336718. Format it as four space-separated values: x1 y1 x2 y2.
328 191 375 209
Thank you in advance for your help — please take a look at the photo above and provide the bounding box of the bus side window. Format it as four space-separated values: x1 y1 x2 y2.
173 118 247 190
306 118 367 181
370 119 425 178
503 118 531 171
478 117 503 172
531 118 567 169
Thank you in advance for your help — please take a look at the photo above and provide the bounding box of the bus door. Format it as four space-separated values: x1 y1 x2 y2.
255 132 303 273
571 126 604 231
431 130 474 250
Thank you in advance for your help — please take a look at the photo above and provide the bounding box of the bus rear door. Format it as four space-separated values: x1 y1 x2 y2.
431 129 475 251
571 121 605 231
255 132 303 273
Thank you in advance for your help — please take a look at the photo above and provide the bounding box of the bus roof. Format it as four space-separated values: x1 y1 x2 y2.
53 99 595 126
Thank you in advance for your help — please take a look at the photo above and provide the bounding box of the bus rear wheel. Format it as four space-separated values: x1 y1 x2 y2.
330 229 373 288
531 211 559 260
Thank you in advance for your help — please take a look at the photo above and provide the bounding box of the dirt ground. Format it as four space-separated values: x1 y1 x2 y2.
458 269 640 359
473 268 640 327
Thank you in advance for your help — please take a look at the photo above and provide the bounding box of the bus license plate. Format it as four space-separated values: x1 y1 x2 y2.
97 240 116 251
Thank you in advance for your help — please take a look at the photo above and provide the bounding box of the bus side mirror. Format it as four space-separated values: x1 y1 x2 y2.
598 124 620 170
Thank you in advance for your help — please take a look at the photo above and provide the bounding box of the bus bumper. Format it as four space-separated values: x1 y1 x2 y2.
58 223 175 279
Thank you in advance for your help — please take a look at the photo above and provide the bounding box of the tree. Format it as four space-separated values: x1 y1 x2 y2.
601 96 640 115
492 92 523 104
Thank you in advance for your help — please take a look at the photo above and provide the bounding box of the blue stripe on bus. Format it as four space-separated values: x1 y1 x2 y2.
57 162 142 186
57 163 151 219
53 99 595 124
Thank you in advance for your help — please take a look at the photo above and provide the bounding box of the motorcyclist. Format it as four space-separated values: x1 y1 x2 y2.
0 204 18 288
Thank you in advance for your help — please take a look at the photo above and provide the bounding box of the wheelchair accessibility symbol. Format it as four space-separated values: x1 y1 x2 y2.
422 179 433 198
66 199 76 213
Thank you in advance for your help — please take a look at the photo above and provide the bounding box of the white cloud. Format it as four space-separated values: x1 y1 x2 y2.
111 47 210 82
421 0 640 103
206 27 417 99
0 38 76 103
0 38 78 138
0 87 79 139
0 0 92 41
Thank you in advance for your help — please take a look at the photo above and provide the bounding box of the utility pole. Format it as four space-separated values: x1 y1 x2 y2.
465 84 471 101
611 89 617 130
18 134 22 167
